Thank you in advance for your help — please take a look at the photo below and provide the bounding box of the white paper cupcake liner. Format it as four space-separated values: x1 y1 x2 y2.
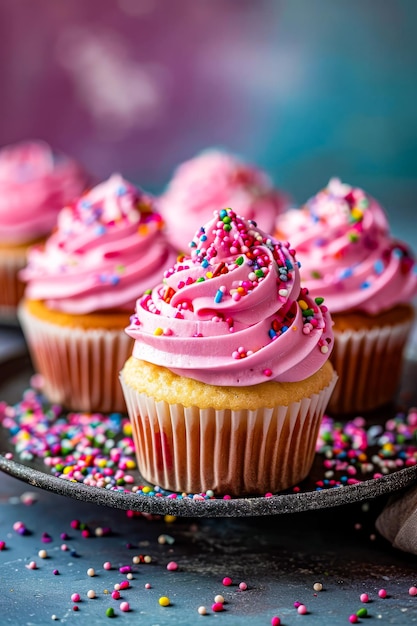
329 319 413 415
0 251 26 314
18 303 132 413
120 371 337 496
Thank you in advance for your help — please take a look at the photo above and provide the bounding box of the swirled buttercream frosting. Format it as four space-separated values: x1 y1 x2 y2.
159 149 287 251
126 208 333 386
0 140 89 244
20 174 178 314
277 178 417 314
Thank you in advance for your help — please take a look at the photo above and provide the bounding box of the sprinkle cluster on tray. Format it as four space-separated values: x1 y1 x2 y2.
0 374 416 499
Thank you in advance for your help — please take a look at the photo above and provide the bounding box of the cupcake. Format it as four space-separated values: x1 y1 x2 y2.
0 140 89 321
159 148 287 252
18 174 177 413
276 178 417 415
120 208 337 496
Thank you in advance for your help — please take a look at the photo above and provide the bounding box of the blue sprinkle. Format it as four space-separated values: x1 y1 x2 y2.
268 329 277 339
393 247 404 258
214 289 223 303
339 268 353 279
95 225 106 236
374 259 384 275
99 274 107 283
200 234 207 241
285 259 293 270
116 185 127 196
361 280 371 289
110 276 120 285
281 325 289 333
202 259 209 268
80 200 92 209
189 241 197 248
280 275 288 282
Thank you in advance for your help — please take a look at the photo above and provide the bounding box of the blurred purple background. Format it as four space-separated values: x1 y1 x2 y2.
1 0 416 242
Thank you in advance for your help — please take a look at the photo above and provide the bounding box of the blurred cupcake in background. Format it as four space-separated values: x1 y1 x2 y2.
159 148 288 253
276 178 417 415
19 174 177 414
0 140 90 322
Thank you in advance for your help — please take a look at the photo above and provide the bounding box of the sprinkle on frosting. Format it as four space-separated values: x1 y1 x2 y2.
126 208 333 386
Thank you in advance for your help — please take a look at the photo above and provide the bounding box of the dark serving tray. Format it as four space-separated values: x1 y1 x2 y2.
0 349 416 518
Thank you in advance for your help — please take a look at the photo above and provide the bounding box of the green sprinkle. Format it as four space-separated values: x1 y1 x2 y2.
255 269 264 277
302 308 314 317
236 256 244 265
196 277 205 282
348 232 359 243
106 607 115 618
223 224 232 232
222 215 232 224
311 270 322 279
315 297 324 305
356 608 368 618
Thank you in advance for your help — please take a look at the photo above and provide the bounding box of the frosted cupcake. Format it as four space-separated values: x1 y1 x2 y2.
276 178 417 414
19 174 177 413
0 140 89 321
159 148 287 252
120 209 337 496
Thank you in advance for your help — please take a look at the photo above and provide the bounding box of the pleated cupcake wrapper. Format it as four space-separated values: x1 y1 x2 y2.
329 319 413 415
18 303 132 414
0 252 26 312
120 371 337 496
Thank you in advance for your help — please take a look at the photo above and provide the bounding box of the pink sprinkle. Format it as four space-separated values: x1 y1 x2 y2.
119 580 130 590
145 583 151 589
119 565 132 574
297 604 307 615
0 541 6 550
103 562 112 570
360 593 369 603
239 582 248 591
263 368 272 377
271 618 281 626
71 593 81 603
13 521 25 532
111 590 120 600
70 520 80 530
294 601 301 608
222 576 232 586
409 586 417 596
61 544 68 551
378 589 387 598
120 601 130 612
212 602 224 612
167 561 178 571
26 561 37 570
349 615 358 624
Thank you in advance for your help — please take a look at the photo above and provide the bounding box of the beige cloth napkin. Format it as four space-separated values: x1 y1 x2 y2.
376 485 417 554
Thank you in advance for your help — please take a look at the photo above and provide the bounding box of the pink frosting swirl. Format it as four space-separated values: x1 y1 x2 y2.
126 209 333 386
159 149 287 252
20 174 178 314
0 140 90 244
277 178 417 314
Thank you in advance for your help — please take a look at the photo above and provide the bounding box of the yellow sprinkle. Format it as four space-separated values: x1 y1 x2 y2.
298 300 308 310
164 515 177 524
154 327 164 336
123 422 132 436
292 326 297 331
159 596 170 607
97 459 107 468
351 207 363 220
142 486 152 494
125 460 136 470
206 272 213 279
63 466 74 475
